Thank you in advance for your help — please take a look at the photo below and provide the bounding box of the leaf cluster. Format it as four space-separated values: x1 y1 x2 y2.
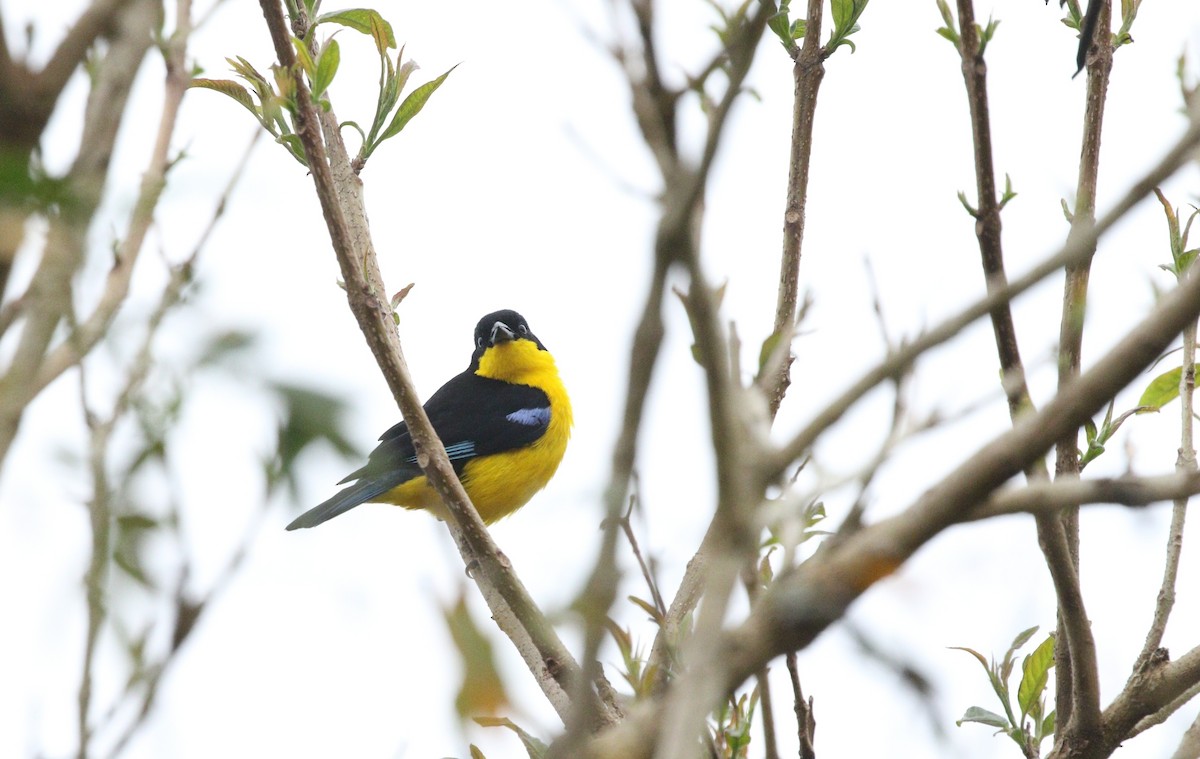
952 626 1056 758
767 0 869 56
1060 0 1142 50
936 0 1000 55
190 7 453 172
711 689 760 758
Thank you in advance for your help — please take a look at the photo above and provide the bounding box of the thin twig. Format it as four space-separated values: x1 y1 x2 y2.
1133 679 1200 739
33 0 195 396
1053 0 1113 736
0 0 161 471
955 0 1033 423
767 0 826 418
723 247 1200 693
787 652 816 759
769 112 1200 479
965 472 1200 521
1137 258 1196 669
619 487 667 619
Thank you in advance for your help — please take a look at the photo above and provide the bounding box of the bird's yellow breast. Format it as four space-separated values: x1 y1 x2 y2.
380 338 572 524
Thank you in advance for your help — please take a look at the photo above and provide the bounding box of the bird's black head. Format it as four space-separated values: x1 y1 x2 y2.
472 309 546 360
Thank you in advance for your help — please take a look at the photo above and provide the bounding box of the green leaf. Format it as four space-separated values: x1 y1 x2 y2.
340 119 367 147
950 645 990 673
826 0 867 54
791 18 807 39
189 78 260 119
374 64 457 146
394 54 418 96
957 705 1009 729
832 0 868 33
196 330 256 368
445 596 509 719
1017 633 1055 719
831 0 852 29
1079 443 1104 468
290 37 317 78
1001 625 1039 682
1041 709 1056 738
1138 365 1187 411
474 716 548 758
276 134 308 166
227 56 270 93
605 618 633 661
628 595 663 624
767 6 791 42
978 17 1000 56
114 513 159 588
936 0 955 28
315 8 396 50
758 330 784 374
270 382 357 494
311 39 340 101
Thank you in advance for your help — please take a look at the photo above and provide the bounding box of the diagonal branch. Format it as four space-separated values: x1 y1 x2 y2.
0 0 161 474
769 111 1200 482
723 244 1200 690
257 0 618 729
965 472 1200 521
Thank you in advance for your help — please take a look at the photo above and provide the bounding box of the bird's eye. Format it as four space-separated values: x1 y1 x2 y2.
476 337 485 348
518 324 529 335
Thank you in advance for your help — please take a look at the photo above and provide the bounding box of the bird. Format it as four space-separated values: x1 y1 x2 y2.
286 309 571 530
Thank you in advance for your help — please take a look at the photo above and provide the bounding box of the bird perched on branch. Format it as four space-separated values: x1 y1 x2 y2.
286 309 571 530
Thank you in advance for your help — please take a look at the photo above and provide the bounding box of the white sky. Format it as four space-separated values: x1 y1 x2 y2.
3 0 1200 757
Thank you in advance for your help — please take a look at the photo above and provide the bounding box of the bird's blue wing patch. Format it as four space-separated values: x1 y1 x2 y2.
506 407 550 427
444 440 477 460
404 440 476 464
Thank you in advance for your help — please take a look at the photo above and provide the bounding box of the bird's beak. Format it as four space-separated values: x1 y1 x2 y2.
491 321 516 345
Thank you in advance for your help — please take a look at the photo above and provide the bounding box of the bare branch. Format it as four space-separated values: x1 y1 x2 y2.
767 0 826 417
723 242 1200 703
768 112 1200 480
1049 645 1200 758
0 0 160 477
954 0 1033 423
965 472 1200 521
1167 708 1200 759
33 0 193 395
1052 0 1114 734
1138 312 1196 671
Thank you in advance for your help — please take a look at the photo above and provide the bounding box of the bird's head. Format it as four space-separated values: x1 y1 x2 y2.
472 309 555 382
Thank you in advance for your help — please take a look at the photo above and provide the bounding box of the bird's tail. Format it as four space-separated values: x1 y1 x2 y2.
285 476 400 531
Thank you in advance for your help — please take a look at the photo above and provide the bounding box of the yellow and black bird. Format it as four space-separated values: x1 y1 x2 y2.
286 309 571 530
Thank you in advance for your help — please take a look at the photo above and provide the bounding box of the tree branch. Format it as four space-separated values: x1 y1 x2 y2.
1051 0 1114 736
0 0 160 474
33 0 192 395
764 0 824 417
257 0 618 729
965 472 1200 521
769 112 1200 481
723 243 1200 686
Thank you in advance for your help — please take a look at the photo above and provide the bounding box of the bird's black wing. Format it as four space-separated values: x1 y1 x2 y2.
354 371 552 480
286 371 551 531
